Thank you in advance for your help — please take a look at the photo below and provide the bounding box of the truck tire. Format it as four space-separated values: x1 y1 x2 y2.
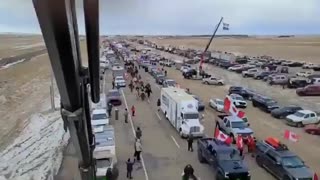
252 101 257 107
297 122 303 128
179 129 184 138
216 172 224 180
198 150 206 163
218 82 223 85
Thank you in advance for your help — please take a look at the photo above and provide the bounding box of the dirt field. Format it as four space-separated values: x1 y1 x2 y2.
0 35 88 149
148 36 320 63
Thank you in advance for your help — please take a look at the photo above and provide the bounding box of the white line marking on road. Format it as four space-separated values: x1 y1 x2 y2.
171 135 180 149
121 89 149 180
156 112 161 120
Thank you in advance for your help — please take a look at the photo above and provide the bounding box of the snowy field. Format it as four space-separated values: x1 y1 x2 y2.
0 98 70 180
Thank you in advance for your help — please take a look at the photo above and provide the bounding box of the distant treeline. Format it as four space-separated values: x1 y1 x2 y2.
277 35 295 38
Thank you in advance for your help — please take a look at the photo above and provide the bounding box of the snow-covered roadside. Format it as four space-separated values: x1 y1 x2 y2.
0 98 70 180
0 59 26 70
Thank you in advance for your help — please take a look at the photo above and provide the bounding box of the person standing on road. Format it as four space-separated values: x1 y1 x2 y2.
131 105 136 117
112 80 115 89
124 108 128 123
236 135 244 157
157 98 161 111
134 139 142 161
136 127 142 140
164 70 167 77
129 80 134 92
107 103 113 117
248 136 257 157
105 168 113 180
126 158 135 179
187 134 194 152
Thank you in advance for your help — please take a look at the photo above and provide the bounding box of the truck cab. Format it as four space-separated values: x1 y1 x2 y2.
285 110 320 127
216 115 253 142
179 108 204 138
197 138 251 180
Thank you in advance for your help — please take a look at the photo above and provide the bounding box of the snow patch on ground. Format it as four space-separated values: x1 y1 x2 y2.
14 43 45 50
0 59 26 70
0 109 70 180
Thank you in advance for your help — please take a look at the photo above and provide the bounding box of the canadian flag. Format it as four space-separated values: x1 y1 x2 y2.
284 130 299 142
214 127 232 145
314 173 319 180
224 96 246 118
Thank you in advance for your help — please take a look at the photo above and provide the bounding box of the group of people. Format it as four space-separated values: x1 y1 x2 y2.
128 76 152 101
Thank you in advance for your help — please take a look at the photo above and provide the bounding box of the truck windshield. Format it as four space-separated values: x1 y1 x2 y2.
219 151 242 161
293 111 305 117
281 156 305 168
93 114 107 120
231 121 246 128
183 113 199 119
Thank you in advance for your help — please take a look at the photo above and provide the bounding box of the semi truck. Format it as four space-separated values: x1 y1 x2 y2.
161 87 204 138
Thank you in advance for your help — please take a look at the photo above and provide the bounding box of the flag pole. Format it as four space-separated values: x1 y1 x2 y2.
200 17 224 70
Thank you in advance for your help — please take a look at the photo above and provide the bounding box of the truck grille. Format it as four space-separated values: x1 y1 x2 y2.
239 102 246 105
228 172 250 180
190 126 200 133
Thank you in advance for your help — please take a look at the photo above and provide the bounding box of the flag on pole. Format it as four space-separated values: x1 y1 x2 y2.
284 130 299 142
214 127 232 145
314 173 318 180
223 23 229 30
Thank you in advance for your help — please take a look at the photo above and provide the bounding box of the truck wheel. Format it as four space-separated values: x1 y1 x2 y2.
256 155 263 167
216 172 224 180
179 129 185 138
218 82 223 85
198 150 206 163
252 101 257 107
297 122 303 128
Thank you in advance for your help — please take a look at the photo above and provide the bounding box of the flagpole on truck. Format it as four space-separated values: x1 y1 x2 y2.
199 17 224 70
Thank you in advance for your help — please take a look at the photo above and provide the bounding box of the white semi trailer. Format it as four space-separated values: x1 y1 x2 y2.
161 87 204 138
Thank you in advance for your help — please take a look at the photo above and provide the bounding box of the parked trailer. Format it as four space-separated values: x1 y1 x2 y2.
161 87 204 138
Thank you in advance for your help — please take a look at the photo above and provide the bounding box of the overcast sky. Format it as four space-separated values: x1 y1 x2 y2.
0 0 319 35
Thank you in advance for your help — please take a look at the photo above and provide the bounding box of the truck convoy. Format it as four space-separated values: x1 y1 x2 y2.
197 138 251 180
161 87 204 138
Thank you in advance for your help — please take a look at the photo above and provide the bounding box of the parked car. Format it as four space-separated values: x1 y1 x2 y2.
310 77 320 85
304 124 320 135
303 63 317 69
287 78 309 88
228 94 247 108
242 68 259 78
271 105 303 119
286 110 320 127
268 74 288 85
254 71 272 80
162 79 176 87
296 84 320 96
228 64 243 71
286 61 304 67
107 89 122 106
180 66 190 73
202 76 224 85
197 138 251 180
228 86 256 100
296 71 313 77
155 74 166 85
91 109 109 126
192 95 205 111
209 98 224 112
256 138 313 180
252 95 280 112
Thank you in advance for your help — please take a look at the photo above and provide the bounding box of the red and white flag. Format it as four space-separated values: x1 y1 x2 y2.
224 96 246 118
236 135 244 150
314 173 319 180
214 127 232 145
284 130 299 142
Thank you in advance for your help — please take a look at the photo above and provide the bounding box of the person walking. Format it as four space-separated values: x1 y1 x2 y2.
187 134 194 152
105 168 113 180
134 139 142 161
164 70 167 77
136 127 142 140
126 158 135 179
116 83 120 90
129 80 134 92
131 105 136 117
248 136 257 157
124 108 129 123
157 98 161 111
107 103 113 118
112 80 115 89
236 135 244 157
146 85 152 99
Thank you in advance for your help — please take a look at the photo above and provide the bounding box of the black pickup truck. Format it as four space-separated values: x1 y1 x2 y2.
197 138 251 180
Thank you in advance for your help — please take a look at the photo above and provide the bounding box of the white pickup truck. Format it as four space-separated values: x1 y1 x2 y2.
285 110 320 127
216 114 253 143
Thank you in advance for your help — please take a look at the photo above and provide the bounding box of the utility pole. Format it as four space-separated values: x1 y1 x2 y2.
50 69 55 111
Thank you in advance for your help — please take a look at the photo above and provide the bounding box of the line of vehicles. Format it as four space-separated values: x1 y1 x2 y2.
114 41 320 180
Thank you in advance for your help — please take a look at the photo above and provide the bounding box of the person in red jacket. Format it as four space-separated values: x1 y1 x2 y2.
131 105 136 117
236 135 244 157
248 136 256 157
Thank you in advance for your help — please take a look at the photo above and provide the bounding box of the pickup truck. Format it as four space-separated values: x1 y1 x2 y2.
197 138 251 180
216 114 253 143
285 110 320 127
183 69 210 80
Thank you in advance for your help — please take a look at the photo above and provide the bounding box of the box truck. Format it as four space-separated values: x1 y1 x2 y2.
161 87 204 138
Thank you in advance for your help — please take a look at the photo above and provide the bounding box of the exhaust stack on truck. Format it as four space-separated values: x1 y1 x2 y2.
160 87 204 138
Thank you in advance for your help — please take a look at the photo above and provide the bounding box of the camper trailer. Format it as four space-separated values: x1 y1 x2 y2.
160 87 204 138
